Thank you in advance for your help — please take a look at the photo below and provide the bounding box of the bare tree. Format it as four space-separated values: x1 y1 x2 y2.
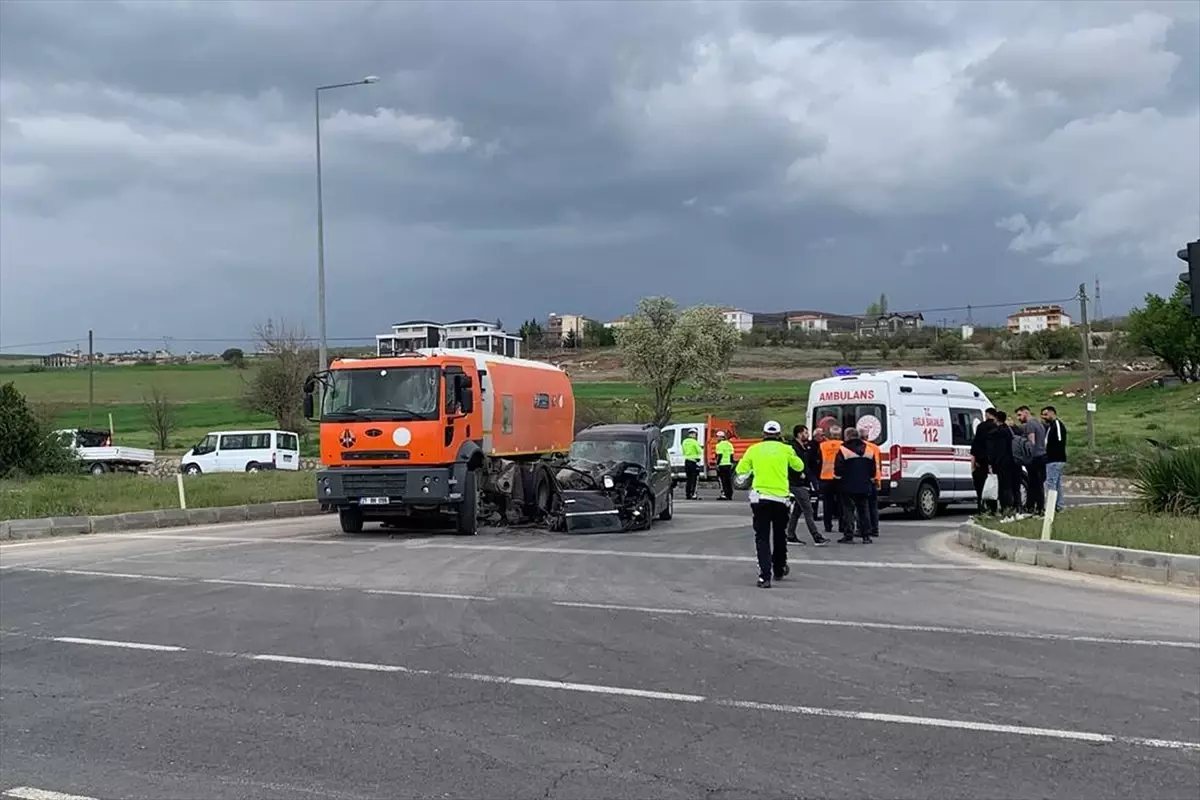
143 387 178 450
242 319 312 433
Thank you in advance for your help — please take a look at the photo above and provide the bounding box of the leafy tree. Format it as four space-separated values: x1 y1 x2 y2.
836 337 863 363
583 319 616 348
865 293 888 319
221 347 245 367
929 333 967 362
1126 280 1200 382
0 382 78 477
563 330 579 349
518 319 546 349
142 387 178 450
242 319 311 433
616 297 740 426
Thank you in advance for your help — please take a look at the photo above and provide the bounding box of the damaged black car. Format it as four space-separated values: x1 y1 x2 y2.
548 424 675 533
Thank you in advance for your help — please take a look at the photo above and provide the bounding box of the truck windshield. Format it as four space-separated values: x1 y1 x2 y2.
812 404 888 445
569 439 646 467
322 367 441 421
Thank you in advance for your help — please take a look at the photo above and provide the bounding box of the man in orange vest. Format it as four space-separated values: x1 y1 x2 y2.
863 437 882 538
818 426 845 537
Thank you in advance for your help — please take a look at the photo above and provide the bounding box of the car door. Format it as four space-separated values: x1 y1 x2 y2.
949 407 983 499
216 433 245 472
648 435 671 505
191 434 219 471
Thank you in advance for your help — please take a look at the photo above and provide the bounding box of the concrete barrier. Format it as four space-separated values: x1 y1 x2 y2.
958 521 1199 588
1 500 328 542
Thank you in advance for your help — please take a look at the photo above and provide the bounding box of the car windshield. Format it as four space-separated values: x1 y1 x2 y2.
569 438 646 466
321 366 441 421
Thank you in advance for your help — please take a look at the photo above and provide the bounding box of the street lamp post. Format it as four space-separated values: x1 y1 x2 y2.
315 76 379 372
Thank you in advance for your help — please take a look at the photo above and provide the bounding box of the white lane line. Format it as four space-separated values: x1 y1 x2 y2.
363 588 495 602
3 787 99 800
408 542 994 569
30 634 1200 752
12 567 187 582
200 578 340 592
551 601 1200 650
50 636 185 652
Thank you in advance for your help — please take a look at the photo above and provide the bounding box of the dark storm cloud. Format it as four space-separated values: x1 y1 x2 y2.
0 0 1197 351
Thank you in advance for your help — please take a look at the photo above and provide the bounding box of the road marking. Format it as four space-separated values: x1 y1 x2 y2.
363 588 495 602
408 542 995 569
552 601 1200 649
32 633 1200 752
49 636 185 652
3 788 99 800
200 578 341 591
13 567 187 582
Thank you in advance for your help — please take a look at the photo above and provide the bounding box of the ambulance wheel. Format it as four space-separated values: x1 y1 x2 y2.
912 480 940 521
338 507 364 534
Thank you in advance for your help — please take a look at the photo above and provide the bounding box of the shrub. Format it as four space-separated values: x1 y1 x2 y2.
0 382 78 477
1134 447 1200 516
929 335 966 362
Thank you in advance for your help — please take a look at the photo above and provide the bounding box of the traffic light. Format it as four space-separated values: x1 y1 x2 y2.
1179 239 1200 318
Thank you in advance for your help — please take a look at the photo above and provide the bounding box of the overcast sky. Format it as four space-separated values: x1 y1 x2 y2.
1 0 1198 353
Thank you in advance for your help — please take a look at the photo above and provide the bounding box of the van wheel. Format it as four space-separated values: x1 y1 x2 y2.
456 470 480 536
245 462 260 473
183 463 202 475
912 480 940 521
658 488 674 521
89 462 108 476
338 508 364 534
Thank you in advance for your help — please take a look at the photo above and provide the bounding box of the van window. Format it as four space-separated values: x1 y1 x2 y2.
950 408 982 446
812 404 888 445
276 432 299 451
660 429 676 454
220 434 247 450
195 434 218 455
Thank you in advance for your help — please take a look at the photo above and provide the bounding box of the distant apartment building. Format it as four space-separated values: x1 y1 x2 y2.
547 313 590 343
41 352 80 368
783 311 860 335
376 319 521 358
722 308 754 333
1007 305 1072 334
862 312 925 336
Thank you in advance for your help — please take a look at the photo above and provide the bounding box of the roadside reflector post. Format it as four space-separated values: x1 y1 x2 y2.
1040 491 1058 540
1011 370 1017 392
176 472 188 510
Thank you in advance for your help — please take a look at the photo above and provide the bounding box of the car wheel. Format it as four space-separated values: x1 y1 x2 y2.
245 462 260 473
183 463 202 475
658 488 674 521
912 480 939 521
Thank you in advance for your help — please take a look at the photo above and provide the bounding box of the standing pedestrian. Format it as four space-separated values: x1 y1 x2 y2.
735 421 807 588
862 435 882 538
1041 406 1067 513
714 431 735 500
818 426 845 537
971 409 998 513
806 428 825 522
834 427 877 544
682 429 703 500
787 424 828 546
987 410 1017 518
1015 406 1047 515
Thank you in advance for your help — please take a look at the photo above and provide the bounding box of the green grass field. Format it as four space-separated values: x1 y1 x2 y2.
3 361 1197 475
994 506 1200 555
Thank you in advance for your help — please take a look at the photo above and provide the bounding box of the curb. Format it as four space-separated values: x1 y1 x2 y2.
0 500 328 542
957 521 1200 589
1060 476 1135 497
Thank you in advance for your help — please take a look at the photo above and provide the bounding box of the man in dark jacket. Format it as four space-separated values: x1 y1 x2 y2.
806 428 824 521
1041 406 1067 513
971 408 998 512
834 427 877 544
986 410 1017 516
787 425 828 546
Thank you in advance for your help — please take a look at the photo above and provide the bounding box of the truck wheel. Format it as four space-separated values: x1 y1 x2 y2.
658 488 674 521
912 480 940 521
455 470 480 536
338 507 364 534
89 462 108 476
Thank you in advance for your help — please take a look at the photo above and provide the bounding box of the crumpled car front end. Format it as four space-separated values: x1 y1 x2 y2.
553 459 654 534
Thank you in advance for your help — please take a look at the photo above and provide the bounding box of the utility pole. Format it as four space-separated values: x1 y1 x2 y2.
88 329 95 426
1077 284 1095 450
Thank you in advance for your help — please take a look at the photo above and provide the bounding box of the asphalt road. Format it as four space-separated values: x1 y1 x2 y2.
1 499 1198 800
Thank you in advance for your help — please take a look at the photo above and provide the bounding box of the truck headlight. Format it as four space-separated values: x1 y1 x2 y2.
602 476 615 489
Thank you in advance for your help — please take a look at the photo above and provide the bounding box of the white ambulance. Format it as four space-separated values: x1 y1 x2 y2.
806 370 993 520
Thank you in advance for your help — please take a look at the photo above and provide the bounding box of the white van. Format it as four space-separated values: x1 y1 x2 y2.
660 422 710 481
181 430 301 474
806 370 993 520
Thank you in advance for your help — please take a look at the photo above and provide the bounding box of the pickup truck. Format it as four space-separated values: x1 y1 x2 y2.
54 429 156 476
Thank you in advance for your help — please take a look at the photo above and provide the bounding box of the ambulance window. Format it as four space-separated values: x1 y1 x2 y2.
950 408 980 446
812 404 888 445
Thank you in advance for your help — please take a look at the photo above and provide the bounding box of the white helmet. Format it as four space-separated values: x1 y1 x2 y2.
763 420 782 435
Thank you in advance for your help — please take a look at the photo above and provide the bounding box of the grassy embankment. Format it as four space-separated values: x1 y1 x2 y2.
991 507 1200 556
0 471 314 520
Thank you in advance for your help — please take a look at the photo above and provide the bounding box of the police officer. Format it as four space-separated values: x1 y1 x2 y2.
735 420 806 589
714 431 735 500
682 429 703 500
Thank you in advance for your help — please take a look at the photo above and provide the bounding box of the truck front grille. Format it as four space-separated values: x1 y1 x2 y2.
342 473 408 496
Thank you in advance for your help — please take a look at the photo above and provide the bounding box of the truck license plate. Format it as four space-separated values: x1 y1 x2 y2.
360 497 390 506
